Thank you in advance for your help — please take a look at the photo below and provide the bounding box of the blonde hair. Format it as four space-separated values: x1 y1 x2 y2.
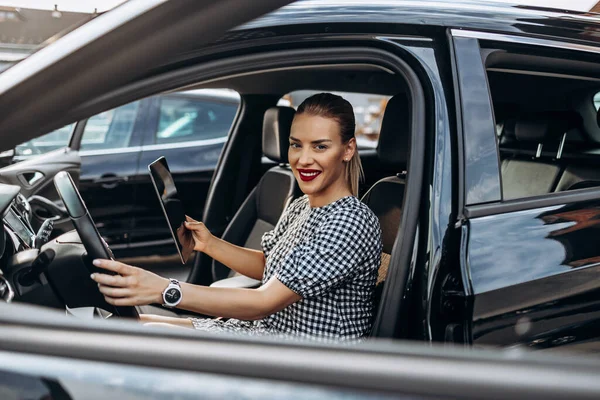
296 93 364 196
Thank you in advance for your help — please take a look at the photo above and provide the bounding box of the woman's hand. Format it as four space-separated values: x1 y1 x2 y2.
184 216 214 253
90 259 169 306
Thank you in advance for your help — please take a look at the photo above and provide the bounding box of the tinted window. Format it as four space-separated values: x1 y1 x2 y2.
156 96 238 144
80 101 141 151
283 91 390 150
15 124 75 156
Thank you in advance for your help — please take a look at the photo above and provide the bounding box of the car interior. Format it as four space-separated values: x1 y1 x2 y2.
484 45 600 201
136 63 415 334
1 51 424 340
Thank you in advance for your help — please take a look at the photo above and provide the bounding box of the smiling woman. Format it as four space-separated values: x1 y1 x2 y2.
91 92 383 342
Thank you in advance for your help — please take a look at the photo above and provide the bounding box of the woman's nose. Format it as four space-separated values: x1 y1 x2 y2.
297 149 313 166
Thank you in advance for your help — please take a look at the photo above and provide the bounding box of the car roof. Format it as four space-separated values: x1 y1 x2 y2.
238 0 600 43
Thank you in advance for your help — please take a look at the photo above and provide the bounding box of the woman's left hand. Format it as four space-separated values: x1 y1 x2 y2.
90 259 169 306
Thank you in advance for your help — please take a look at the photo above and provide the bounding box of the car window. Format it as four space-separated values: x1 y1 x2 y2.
156 95 239 144
283 91 390 150
80 101 141 151
15 123 75 156
483 43 600 202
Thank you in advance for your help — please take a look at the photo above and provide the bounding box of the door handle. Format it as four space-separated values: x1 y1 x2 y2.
94 174 129 189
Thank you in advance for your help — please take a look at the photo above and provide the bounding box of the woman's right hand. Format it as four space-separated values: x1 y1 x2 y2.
184 216 213 253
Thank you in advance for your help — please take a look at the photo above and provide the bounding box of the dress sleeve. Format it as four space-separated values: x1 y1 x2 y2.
275 207 381 299
261 196 304 257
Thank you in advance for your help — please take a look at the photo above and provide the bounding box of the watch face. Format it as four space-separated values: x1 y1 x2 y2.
165 287 181 303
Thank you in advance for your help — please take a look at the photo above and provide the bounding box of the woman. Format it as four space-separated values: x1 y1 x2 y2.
91 93 382 341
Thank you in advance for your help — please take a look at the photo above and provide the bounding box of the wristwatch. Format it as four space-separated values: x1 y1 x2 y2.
162 278 182 308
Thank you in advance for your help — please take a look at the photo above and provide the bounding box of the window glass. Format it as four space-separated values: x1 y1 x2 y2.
80 101 141 151
15 123 75 156
283 91 390 149
485 46 600 201
156 91 239 144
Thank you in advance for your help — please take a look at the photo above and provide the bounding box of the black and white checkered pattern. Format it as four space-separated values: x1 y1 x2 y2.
258 195 382 340
190 195 382 341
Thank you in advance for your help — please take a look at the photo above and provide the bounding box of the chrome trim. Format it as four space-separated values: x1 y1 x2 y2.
376 35 433 42
79 137 228 157
535 143 543 159
141 137 227 152
557 133 567 160
487 68 600 82
79 146 142 157
451 30 600 55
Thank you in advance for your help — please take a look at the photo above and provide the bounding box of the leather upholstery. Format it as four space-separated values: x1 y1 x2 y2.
361 94 411 332
377 93 411 168
262 106 295 163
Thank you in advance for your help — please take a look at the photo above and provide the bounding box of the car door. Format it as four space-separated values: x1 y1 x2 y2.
70 99 149 252
131 90 239 256
452 31 600 351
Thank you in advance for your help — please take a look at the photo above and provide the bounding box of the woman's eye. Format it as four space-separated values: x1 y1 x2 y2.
289 143 300 149
315 145 328 150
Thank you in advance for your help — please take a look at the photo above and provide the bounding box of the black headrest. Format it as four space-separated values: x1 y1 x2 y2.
377 93 411 168
513 111 581 143
262 106 295 163
597 106 600 129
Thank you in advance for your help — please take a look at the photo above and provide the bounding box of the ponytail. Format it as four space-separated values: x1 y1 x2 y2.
346 151 364 196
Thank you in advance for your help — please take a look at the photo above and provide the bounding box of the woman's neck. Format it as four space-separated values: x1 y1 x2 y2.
307 182 353 208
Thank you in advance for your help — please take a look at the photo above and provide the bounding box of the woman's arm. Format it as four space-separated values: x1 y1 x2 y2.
185 217 265 281
90 259 301 320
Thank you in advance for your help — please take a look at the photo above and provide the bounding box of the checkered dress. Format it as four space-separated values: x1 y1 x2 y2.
191 195 382 341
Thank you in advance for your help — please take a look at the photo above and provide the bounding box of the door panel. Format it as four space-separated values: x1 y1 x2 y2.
465 200 600 350
0 148 81 235
74 100 148 251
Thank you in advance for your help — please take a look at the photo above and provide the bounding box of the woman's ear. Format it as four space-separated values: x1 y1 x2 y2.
344 137 357 160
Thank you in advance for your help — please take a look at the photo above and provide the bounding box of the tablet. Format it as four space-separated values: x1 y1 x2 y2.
148 157 194 264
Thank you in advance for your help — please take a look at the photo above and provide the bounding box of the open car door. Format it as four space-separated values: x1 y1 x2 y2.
0 0 295 244
0 0 295 149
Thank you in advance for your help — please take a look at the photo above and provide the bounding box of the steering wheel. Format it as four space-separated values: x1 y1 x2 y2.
53 171 138 318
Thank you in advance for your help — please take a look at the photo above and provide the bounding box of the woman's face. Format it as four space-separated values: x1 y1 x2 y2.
288 113 355 203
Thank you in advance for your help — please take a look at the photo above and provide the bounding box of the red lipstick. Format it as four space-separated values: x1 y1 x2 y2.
297 169 322 182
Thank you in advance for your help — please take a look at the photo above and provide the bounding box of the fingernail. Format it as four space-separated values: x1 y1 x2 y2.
90 273 95 280
92 259 100 266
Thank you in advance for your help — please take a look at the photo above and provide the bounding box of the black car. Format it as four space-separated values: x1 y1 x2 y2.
0 89 240 257
2 0 600 398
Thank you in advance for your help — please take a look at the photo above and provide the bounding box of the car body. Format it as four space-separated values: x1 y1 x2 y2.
0 89 240 257
2 0 600 398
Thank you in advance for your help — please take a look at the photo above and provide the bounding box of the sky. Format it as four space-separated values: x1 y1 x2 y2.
0 0 598 13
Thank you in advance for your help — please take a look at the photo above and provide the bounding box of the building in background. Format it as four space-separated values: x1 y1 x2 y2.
0 5 94 71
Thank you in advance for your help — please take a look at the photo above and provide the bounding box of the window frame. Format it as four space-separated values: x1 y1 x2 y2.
451 29 600 217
